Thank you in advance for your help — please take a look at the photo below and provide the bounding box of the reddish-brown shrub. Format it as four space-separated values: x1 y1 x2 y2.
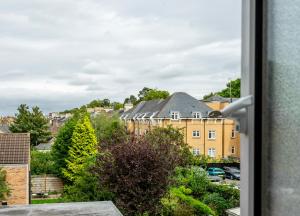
94 126 191 215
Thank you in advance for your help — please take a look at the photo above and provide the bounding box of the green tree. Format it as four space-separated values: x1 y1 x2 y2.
218 78 240 98
31 151 57 175
87 100 102 108
51 113 81 180
10 104 51 146
91 113 127 147
0 168 10 200
125 87 170 105
62 115 97 182
102 99 110 107
111 102 123 110
124 95 138 105
203 78 240 99
145 126 193 166
137 87 170 103
143 89 170 101
138 87 152 101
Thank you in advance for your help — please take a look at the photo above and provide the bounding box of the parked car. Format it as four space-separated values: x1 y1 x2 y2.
207 167 225 177
208 175 223 182
191 166 223 182
223 167 240 180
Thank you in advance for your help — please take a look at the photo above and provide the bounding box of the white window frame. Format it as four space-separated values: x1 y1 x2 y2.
231 129 236 138
192 112 201 119
241 0 256 215
192 148 200 156
208 130 216 140
231 146 235 154
170 111 180 120
192 130 200 137
208 148 216 158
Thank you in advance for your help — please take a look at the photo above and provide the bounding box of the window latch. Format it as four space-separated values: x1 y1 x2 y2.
209 95 254 134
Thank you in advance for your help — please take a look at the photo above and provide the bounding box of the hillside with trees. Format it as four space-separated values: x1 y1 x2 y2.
124 87 170 105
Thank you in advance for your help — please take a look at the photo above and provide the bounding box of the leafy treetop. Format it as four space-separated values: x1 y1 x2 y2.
203 78 240 100
124 87 170 105
10 104 51 146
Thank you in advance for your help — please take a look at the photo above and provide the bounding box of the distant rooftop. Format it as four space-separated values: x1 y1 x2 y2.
121 92 212 120
0 201 122 216
0 124 10 133
202 95 238 103
35 138 55 151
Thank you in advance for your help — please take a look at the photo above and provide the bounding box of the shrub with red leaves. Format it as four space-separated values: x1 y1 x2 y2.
94 126 191 215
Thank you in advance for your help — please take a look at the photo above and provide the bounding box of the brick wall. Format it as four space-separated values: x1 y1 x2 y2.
1 165 29 205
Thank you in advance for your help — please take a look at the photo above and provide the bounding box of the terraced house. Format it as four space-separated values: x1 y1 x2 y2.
121 92 240 159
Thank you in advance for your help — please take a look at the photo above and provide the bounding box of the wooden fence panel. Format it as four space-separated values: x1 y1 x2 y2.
31 175 63 194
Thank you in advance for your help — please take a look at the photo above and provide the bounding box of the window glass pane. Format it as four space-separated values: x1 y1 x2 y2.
262 1 300 215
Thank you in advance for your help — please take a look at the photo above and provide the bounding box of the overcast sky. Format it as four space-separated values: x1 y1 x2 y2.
0 0 241 115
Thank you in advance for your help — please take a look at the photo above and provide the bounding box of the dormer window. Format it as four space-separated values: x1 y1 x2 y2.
171 111 180 120
192 112 201 119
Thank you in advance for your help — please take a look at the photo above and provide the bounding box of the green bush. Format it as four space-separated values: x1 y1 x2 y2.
188 167 211 197
163 166 239 216
207 184 240 207
0 168 10 200
31 150 57 175
91 113 127 147
63 167 113 202
170 186 216 216
203 193 230 216
173 203 195 216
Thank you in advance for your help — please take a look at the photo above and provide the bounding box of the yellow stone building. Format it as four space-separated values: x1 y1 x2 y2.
121 92 240 159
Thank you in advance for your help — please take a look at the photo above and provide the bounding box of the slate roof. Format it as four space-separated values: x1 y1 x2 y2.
121 92 212 120
0 133 30 164
203 95 238 103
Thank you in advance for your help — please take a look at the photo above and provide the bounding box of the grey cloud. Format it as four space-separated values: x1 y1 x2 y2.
85 85 105 92
0 0 241 115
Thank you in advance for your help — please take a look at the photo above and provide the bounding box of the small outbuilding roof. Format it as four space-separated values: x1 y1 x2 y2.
0 201 123 216
0 133 30 164
35 143 52 151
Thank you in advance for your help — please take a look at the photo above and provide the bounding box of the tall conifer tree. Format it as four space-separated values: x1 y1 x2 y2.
63 115 97 182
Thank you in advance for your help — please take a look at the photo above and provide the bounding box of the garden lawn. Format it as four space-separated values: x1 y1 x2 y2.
31 198 64 204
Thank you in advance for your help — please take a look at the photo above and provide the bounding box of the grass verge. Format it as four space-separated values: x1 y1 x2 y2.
31 198 64 204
